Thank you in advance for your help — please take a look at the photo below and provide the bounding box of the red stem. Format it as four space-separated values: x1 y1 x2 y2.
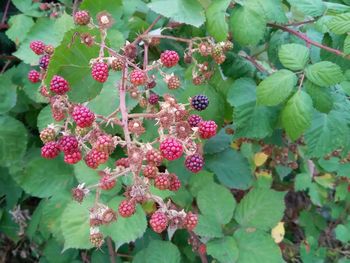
107 237 116 263
132 15 162 45
1 0 11 26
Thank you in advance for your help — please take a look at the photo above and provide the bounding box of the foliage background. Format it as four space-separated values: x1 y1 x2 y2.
0 0 350 262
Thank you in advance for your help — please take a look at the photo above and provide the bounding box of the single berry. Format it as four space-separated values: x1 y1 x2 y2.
52 108 66 121
123 44 137 60
212 45 226 64
90 232 104 248
95 134 114 154
185 154 204 173
192 75 204 86
72 106 95 128
91 62 109 83
142 165 158 179
160 137 183 161
169 173 181 191
176 121 192 140
40 85 50 97
149 211 168 233
118 200 136 217
198 244 207 255
74 10 90 25
100 175 116 190
58 135 79 154
72 187 86 203
41 142 60 159
154 174 170 190
40 127 56 143
148 93 159 105
44 45 54 55
130 70 147 86
39 54 50 69
184 212 198 231
188 114 203 127
64 150 82 164
115 157 129 168
30 40 45 55
146 149 163 166
146 80 156 89
28 70 40 83
85 150 99 169
111 58 124 71
198 120 217 139
191 94 209 111
167 75 181 89
198 42 212 57
50 75 70 95
160 50 179 68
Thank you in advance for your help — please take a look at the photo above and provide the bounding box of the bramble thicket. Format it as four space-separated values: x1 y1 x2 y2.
0 0 350 262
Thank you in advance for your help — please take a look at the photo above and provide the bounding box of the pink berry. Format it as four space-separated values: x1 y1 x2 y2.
198 120 217 139
188 114 202 127
91 62 109 83
169 173 181 191
50 75 70 95
28 70 40 83
146 149 163 166
39 54 50 69
41 142 60 159
150 211 168 233
30 40 45 55
154 174 170 190
74 10 90 25
64 150 82 164
185 154 204 173
184 212 198 231
160 137 183 161
115 157 129 168
142 165 158 179
118 200 136 217
160 50 179 68
130 70 147 86
148 93 159 105
58 135 79 154
100 174 116 190
84 150 99 169
72 106 95 128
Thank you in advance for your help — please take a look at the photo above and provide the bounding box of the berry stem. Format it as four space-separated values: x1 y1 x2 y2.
106 237 116 263
132 15 162 45
87 168 131 189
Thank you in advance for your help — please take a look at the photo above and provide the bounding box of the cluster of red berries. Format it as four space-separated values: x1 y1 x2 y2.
28 40 54 83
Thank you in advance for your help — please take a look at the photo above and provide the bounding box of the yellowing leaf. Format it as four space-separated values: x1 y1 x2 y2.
255 169 272 178
254 152 269 167
231 141 240 150
314 173 335 189
271 222 285 243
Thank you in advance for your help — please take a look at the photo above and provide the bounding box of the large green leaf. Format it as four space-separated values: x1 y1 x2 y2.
328 13 350 35
5 14 34 45
245 0 287 23
287 0 326 17
206 0 231 41
278 44 310 71
194 214 224 238
257 70 297 106
133 240 181 263
80 0 123 19
305 61 344 87
207 237 239 263
0 116 28 166
197 183 236 224
206 148 253 190
234 228 284 263
234 188 285 230
281 91 313 141
0 73 17 114
148 0 205 27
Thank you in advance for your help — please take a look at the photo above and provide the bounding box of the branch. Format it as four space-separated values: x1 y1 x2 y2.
239 51 269 73
106 237 116 263
132 15 162 45
267 23 349 59
0 0 11 26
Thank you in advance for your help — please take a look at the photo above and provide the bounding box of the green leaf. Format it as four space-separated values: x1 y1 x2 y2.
197 183 236 224
278 44 310 71
0 116 27 166
335 223 350 243
207 237 239 263
206 0 231 41
0 73 17 114
245 0 288 23
37 105 64 131
281 91 313 141
133 240 181 263
11 0 43 17
257 70 297 106
204 127 232 154
328 13 350 35
305 80 333 113
5 14 34 45
80 0 123 20
206 148 253 190
194 214 224 238
344 35 350 55
148 0 205 27
305 61 344 87
43 239 78 263
287 0 326 17
234 228 284 263
230 5 266 46
234 188 285 230
295 173 312 191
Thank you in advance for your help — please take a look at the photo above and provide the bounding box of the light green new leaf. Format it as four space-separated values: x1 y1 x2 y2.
197 183 236 224
257 70 297 106
328 13 350 35
278 44 310 71
305 61 344 87
234 228 284 263
5 14 34 45
281 91 313 141
148 0 205 27
207 237 239 263
287 0 326 17
206 0 231 41
234 188 285 230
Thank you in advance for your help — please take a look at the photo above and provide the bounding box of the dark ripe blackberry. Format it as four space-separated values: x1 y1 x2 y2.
39 54 50 69
191 94 209 111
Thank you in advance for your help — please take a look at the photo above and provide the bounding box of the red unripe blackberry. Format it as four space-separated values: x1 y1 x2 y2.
50 75 70 95
58 135 79 154
146 80 157 89
52 108 66 121
150 211 168 233
185 154 204 173
64 150 82 164
72 187 86 203
85 149 108 169
142 165 158 179
111 58 124 71
148 93 159 105
146 149 163 166
41 142 60 159
115 157 129 168
44 45 54 55
72 106 95 128
30 40 45 55
160 50 179 68
28 70 40 83
191 94 209 111
118 200 136 217
99 174 116 190
169 173 181 191
192 75 204 86
39 54 50 69
184 212 198 231
40 127 56 143
91 62 109 83
154 174 170 190
130 70 147 86
95 134 114 154
167 75 181 89
198 244 207 255
74 10 90 25
198 120 217 139
188 114 202 127
160 137 183 161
